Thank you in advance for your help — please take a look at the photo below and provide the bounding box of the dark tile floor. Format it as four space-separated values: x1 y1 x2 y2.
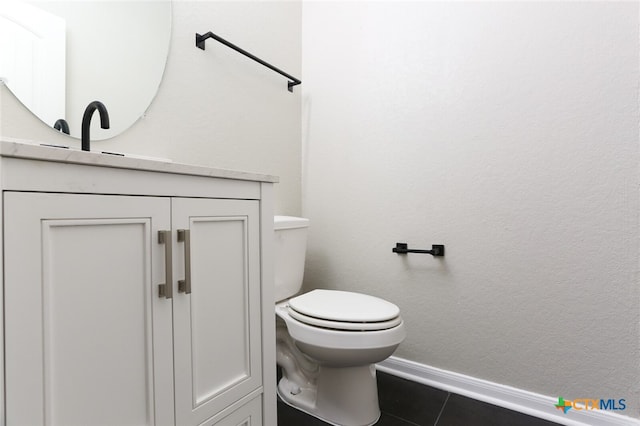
277 371 562 426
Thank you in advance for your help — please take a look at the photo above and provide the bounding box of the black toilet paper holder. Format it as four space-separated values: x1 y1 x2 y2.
392 243 445 257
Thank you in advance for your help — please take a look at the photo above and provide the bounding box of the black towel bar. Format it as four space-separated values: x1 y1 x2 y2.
196 31 301 92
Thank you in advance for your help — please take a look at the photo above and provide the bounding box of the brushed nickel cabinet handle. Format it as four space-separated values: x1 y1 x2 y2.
158 230 173 299
177 229 192 294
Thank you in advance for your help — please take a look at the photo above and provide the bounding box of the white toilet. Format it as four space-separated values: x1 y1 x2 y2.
274 216 406 426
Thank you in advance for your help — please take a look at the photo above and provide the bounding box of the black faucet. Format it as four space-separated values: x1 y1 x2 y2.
81 101 110 151
53 118 70 135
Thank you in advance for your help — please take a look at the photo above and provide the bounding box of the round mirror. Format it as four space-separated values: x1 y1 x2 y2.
0 0 171 140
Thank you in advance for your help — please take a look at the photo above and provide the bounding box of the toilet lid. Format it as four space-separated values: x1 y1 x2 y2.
287 308 403 331
288 289 400 325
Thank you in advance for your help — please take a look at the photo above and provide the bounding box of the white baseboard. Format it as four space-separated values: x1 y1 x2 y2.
376 356 639 426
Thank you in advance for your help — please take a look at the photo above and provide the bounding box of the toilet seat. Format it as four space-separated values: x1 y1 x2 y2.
287 308 403 331
287 289 401 331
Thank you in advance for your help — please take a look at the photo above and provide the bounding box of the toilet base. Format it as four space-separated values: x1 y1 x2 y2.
278 364 381 426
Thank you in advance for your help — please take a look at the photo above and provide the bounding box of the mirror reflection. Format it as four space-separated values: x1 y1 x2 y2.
0 0 171 140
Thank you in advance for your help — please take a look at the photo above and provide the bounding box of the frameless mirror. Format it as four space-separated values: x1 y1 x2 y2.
0 0 171 140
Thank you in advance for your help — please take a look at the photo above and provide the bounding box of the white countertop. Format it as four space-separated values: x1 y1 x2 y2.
0 139 279 183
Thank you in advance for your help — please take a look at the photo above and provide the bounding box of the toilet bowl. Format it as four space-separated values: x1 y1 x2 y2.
274 216 406 426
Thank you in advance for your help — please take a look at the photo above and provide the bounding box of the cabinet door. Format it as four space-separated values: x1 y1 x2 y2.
211 397 262 426
4 192 175 426
172 198 262 426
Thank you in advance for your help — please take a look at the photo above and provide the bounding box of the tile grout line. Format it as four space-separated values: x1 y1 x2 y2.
433 392 451 426
381 412 422 426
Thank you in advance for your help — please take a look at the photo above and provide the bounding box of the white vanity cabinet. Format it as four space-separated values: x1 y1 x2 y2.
0 142 277 426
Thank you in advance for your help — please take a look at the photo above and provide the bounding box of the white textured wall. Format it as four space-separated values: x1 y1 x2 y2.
0 1 302 215
302 1 640 417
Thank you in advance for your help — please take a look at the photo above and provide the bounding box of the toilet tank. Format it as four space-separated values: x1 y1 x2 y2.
274 216 309 302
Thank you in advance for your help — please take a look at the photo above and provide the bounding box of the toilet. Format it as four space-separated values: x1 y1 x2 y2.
274 216 406 426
